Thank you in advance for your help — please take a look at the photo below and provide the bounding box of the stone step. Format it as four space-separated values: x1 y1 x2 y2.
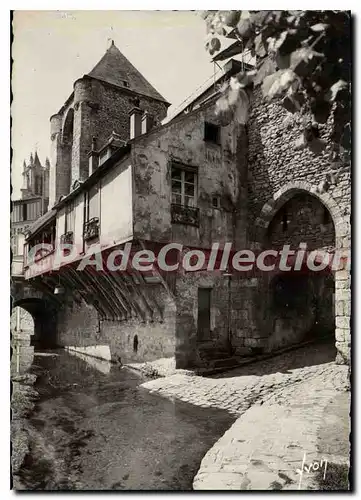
208 357 240 369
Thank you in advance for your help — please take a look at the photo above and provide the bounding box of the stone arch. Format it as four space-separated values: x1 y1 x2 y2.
254 181 345 248
60 107 74 195
11 281 58 349
253 181 350 365
13 297 58 349
62 108 75 144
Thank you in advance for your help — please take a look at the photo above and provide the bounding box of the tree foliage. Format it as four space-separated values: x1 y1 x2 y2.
203 10 351 159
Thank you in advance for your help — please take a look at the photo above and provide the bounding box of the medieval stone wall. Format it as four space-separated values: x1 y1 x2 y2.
266 192 335 250
245 88 351 362
56 284 176 364
247 88 351 240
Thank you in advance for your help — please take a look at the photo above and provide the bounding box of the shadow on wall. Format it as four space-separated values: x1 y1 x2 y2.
264 272 335 352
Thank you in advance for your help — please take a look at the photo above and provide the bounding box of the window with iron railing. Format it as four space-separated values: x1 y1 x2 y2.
171 163 199 226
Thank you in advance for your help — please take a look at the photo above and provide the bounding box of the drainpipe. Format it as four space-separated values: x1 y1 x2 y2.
223 269 233 355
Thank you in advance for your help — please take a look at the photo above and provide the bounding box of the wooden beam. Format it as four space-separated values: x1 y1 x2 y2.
99 272 130 319
82 267 118 320
132 268 164 321
117 272 147 321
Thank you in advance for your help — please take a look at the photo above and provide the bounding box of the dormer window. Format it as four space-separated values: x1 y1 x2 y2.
123 80 130 88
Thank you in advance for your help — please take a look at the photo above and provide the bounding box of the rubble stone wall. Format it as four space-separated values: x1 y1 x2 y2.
246 88 351 363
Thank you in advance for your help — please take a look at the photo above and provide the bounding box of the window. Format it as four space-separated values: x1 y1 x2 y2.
65 202 75 234
22 204 27 221
212 196 221 209
35 175 43 195
16 233 25 256
204 122 220 144
123 80 130 88
171 164 197 207
86 184 100 221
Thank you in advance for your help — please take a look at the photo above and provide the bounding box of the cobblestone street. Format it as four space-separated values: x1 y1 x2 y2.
141 339 350 490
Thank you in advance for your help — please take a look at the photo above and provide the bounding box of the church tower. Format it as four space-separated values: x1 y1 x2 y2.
49 41 170 207
21 152 49 209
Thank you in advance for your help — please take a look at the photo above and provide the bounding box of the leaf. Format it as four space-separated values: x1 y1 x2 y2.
221 11 241 28
253 57 277 86
262 69 297 100
290 48 324 77
200 11 216 20
254 33 267 57
236 18 253 39
235 70 257 88
228 87 240 107
208 37 221 55
251 11 272 27
215 24 226 36
274 29 301 55
215 95 233 125
311 23 329 32
233 89 250 124
276 51 290 69
326 80 348 102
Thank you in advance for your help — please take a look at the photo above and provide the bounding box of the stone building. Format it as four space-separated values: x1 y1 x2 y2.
17 41 351 368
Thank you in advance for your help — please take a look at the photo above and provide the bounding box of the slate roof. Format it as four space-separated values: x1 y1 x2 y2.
87 41 170 105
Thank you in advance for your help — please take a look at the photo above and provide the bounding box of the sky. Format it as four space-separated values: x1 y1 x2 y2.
11 10 224 198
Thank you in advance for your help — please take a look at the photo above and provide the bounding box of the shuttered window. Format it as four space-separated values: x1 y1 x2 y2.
86 184 100 221
65 202 75 233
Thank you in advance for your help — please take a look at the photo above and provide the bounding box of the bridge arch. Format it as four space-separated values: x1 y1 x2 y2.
11 280 58 348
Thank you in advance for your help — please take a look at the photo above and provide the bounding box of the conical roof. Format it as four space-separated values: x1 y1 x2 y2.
87 41 169 105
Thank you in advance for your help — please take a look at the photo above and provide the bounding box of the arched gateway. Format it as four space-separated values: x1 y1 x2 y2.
254 181 350 364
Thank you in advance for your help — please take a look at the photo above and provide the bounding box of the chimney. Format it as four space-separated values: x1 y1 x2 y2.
129 107 143 140
141 111 154 135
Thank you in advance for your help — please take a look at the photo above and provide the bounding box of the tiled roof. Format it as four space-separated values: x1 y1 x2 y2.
25 209 56 239
87 41 169 105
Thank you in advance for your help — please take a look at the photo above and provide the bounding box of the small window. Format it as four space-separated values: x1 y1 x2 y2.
171 164 197 207
204 122 220 144
133 334 139 353
65 202 75 233
212 196 221 209
123 80 130 88
22 204 27 221
86 184 100 221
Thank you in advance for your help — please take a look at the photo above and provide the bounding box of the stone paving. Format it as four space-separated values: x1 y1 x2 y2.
141 341 350 490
